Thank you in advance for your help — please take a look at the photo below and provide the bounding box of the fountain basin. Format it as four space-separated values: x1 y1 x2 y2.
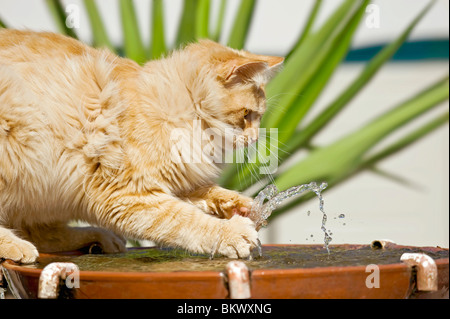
1 244 448 299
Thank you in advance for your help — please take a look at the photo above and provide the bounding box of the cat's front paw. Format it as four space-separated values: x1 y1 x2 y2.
219 194 253 219
0 236 39 264
216 215 258 259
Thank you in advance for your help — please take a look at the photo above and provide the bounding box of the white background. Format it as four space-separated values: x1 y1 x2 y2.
1 0 449 248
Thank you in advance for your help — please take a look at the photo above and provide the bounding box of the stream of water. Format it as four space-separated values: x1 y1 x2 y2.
249 182 332 255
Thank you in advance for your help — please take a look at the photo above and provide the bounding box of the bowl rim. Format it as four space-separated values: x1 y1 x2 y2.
1 243 448 281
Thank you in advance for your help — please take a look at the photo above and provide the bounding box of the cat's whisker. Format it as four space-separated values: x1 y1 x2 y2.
258 132 287 145
266 92 305 106
248 143 276 187
237 161 245 190
262 139 289 158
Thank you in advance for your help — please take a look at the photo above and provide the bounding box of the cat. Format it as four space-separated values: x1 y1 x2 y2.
0 29 283 263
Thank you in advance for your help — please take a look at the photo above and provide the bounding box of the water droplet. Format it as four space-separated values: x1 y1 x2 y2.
338 214 345 219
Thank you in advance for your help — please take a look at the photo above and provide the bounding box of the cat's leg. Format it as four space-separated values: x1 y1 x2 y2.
0 226 39 263
182 185 253 219
97 192 258 259
21 223 127 254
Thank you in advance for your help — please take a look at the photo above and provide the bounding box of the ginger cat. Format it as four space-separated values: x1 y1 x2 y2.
0 29 283 263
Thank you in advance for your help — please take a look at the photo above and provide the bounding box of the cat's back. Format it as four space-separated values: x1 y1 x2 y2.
0 29 90 64
0 30 124 212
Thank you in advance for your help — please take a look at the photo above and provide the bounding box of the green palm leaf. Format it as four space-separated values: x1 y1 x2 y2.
119 0 147 64
83 0 115 52
361 111 449 170
196 0 210 39
0 17 7 28
176 0 199 47
227 0 257 49
286 0 323 60
151 0 167 59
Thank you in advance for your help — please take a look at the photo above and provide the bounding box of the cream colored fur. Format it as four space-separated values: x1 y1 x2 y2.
0 30 283 262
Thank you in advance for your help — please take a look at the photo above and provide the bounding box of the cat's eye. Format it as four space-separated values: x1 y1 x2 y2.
244 109 250 117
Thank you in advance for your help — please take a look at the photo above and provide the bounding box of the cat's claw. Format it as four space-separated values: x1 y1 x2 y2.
232 206 250 217
216 215 258 259
221 196 253 219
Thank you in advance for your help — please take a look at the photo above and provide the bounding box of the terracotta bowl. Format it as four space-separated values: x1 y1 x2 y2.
1 244 448 299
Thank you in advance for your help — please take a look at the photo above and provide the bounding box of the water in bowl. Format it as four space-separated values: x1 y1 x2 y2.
24 245 448 273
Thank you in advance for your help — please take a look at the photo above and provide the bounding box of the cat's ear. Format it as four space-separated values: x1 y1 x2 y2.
260 56 284 82
227 61 268 82
220 56 284 85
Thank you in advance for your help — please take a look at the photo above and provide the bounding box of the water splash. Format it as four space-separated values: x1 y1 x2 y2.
249 182 332 254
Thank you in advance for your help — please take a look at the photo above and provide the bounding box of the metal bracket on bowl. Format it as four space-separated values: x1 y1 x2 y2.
38 262 79 299
401 253 438 292
226 261 251 299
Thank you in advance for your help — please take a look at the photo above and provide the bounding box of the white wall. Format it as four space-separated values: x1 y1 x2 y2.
1 0 449 248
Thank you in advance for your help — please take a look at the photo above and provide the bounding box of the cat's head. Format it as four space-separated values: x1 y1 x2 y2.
183 40 284 149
